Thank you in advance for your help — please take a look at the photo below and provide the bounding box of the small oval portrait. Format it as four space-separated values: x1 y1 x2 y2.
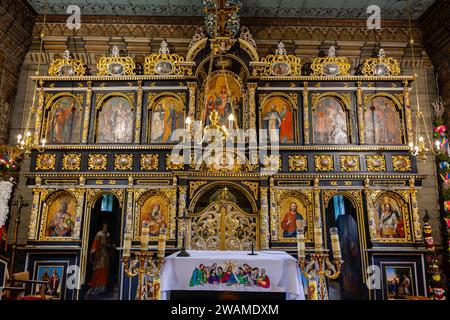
155 61 174 75
46 96 82 144
271 62 291 76
108 62 125 76
44 192 77 238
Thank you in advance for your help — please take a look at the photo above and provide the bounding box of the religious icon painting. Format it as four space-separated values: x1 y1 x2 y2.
373 192 410 242
149 95 185 143
365 96 403 145
96 96 133 143
383 265 416 300
273 190 314 243
40 191 77 240
261 96 295 144
203 73 243 130
33 264 65 299
312 97 349 144
46 96 82 144
136 193 169 239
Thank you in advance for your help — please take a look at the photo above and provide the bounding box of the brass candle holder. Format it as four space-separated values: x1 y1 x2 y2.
297 227 343 301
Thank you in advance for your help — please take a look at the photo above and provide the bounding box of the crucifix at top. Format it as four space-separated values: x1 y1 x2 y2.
204 0 240 37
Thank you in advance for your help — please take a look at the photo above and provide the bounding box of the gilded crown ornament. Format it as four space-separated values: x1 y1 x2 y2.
97 45 136 76
48 49 86 77
144 40 193 76
251 41 301 76
362 48 401 76
310 45 350 76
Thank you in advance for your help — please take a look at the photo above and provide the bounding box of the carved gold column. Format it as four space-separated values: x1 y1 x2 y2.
125 188 134 235
73 190 85 239
269 177 277 241
82 81 93 143
187 82 197 119
27 188 41 240
409 178 422 242
313 178 322 227
303 82 310 144
134 81 143 143
364 177 377 241
403 80 414 145
177 186 187 248
33 81 45 145
260 187 270 249
357 82 365 144
248 83 257 130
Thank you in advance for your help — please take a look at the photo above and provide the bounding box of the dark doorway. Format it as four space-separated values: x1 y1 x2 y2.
84 193 121 300
326 195 364 300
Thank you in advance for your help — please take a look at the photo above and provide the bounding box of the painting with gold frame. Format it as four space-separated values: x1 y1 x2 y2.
312 96 349 144
260 95 296 144
39 191 77 240
45 95 83 144
148 95 185 144
95 95 134 143
202 73 243 130
365 96 404 145
372 191 411 242
135 192 170 240
273 190 314 243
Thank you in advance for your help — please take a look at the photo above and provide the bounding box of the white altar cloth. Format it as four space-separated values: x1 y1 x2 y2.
160 250 305 300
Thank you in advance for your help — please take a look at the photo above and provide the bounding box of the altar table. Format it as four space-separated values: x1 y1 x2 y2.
160 250 305 300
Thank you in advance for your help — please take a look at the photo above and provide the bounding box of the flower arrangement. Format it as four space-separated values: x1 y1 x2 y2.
0 145 22 179
432 97 450 296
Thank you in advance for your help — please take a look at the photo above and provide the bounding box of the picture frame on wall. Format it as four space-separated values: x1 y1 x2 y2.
381 262 418 300
32 261 69 300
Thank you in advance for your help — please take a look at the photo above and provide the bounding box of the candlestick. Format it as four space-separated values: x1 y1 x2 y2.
228 113 235 129
314 226 323 251
330 227 341 260
185 116 192 132
141 224 149 251
297 227 306 260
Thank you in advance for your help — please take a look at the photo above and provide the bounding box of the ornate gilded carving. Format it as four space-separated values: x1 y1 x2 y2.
242 181 259 200
260 187 270 250
409 178 422 241
340 155 360 172
96 46 136 76
82 82 93 143
140 154 159 171
88 154 108 171
362 48 401 76
187 82 197 118
36 154 56 170
114 154 134 171
262 155 282 172
251 41 301 76
144 40 193 76
314 155 334 171
288 155 308 172
365 155 386 172
248 83 257 130
310 46 350 76
28 189 41 240
392 155 412 172
134 83 143 143
48 50 86 76
303 83 310 144
166 154 184 170
62 153 81 171
189 181 208 198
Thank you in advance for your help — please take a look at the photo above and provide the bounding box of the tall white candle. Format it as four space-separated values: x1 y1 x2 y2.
330 227 341 260
297 228 305 260
157 231 166 260
314 226 323 251
141 226 149 251
123 232 131 258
